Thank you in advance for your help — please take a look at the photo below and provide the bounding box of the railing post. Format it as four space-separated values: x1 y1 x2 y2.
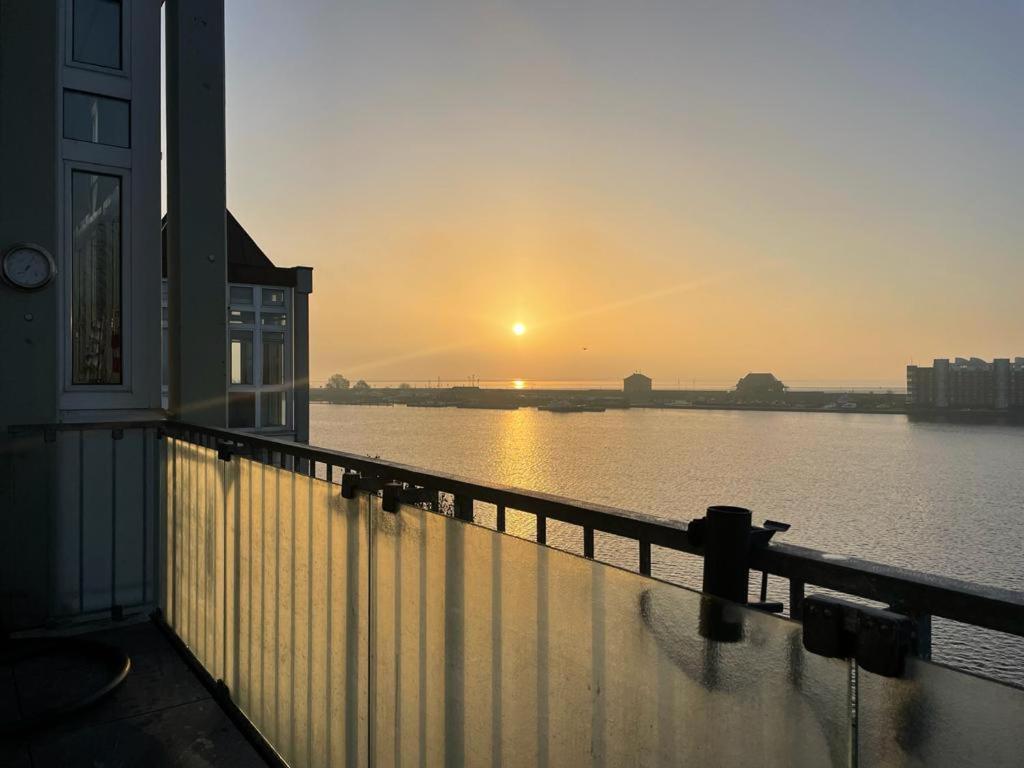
888 603 932 660
789 579 806 620
702 505 752 604
453 493 473 522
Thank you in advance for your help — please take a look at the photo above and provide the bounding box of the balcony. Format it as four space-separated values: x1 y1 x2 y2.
4 421 1024 767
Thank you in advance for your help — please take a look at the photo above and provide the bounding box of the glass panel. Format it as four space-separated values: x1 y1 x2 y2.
229 309 255 325
63 90 129 147
263 332 285 385
164 444 370 768
231 331 253 385
261 391 287 428
71 171 122 385
230 285 254 304
262 288 285 305
228 392 256 428
371 499 852 766
261 312 288 327
72 0 122 69
161 307 169 322
859 657 1024 766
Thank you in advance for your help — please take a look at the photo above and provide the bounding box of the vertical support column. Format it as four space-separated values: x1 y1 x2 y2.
292 268 313 443
165 0 228 426
701 505 752 604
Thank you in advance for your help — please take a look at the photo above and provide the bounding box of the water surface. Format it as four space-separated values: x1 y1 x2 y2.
311 403 1024 684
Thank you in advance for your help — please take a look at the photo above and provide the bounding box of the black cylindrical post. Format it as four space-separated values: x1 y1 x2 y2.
702 505 752 604
382 481 401 513
341 470 359 499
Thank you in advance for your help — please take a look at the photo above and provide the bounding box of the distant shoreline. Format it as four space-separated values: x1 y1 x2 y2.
311 385 909 416
311 385 1024 423
312 399 907 416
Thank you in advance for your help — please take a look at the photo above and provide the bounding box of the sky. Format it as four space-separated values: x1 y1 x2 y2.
216 1 1023 387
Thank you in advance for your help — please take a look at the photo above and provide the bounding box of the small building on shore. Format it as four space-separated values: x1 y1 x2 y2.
624 372 653 402
735 372 786 399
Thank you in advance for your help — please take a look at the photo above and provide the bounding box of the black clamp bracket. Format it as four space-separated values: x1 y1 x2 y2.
802 595 915 677
687 510 790 613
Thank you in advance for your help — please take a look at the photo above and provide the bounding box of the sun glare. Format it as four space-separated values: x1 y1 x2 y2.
513 379 525 389
513 322 526 336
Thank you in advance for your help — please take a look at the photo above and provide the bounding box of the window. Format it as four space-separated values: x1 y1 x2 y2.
262 288 285 305
230 286 253 304
261 392 286 427
71 171 122 385
230 331 253 385
229 392 256 429
226 283 291 430
262 332 285 385
72 0 122 69
64 90 129 147
229 309 255 325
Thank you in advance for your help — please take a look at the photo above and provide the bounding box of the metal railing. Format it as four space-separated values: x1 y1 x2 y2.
10 419 1024 643
11 418 1024 767
154 421 1024 644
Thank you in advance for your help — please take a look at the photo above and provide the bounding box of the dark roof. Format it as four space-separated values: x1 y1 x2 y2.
161 210 299 287
624 372 652 381
736 372 786 390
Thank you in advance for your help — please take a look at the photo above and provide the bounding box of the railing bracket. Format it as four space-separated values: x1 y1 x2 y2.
382 481 402 512
802 595 914 677
340 470 360 499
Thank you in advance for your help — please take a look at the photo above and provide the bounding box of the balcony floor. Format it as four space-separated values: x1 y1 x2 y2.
1 619 266 768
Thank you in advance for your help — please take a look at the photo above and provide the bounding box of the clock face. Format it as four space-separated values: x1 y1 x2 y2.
2 244 55 290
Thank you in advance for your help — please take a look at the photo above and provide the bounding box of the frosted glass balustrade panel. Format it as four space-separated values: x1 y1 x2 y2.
229 459 370 768
164 443 370 768
370 500 851 767
164 440 227 676
859 657 1024 767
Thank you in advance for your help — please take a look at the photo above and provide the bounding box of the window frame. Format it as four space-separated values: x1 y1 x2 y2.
65 0 131 77
62 88 132 149
61 161 133 396
226 283 293 432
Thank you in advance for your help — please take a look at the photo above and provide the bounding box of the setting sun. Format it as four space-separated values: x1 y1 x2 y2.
513 322 526 336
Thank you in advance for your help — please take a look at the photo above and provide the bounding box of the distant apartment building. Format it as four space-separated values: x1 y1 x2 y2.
906 357 1024 410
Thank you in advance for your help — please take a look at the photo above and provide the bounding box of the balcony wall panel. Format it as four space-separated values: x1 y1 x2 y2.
161 435 1024 767
370 499 853 768
859 657 1024 767
164 440 369 768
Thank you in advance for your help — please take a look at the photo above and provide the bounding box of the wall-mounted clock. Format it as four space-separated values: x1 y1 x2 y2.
2 244 56 290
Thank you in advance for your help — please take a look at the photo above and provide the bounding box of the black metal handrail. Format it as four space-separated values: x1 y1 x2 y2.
9 419 1024 641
